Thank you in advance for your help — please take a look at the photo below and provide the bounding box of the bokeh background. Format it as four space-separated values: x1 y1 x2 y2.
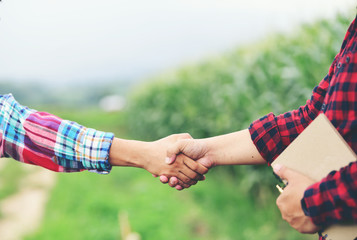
0 0 356 239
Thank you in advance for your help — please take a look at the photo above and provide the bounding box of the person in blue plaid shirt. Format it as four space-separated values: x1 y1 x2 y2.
0 94 208 188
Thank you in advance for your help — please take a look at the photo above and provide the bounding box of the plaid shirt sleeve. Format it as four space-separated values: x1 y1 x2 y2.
249 17 357 232
301 162 357 227
301 18 357 229
248 71 331 164
0 94 114 174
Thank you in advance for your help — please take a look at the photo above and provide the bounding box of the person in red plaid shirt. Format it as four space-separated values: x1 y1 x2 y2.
163 14 357 239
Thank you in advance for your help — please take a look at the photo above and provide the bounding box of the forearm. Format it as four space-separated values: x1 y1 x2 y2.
201 129 265 166
110 135 207 188
248 75 329 164
109 137 148 168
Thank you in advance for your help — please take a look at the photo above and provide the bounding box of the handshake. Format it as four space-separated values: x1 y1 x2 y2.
109 133 215 190
155 133 213 190
109 130 320 233
109 129 265 190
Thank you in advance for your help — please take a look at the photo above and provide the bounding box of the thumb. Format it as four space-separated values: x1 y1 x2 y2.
272 164 296 182
165 139 190 165
196 157 213 169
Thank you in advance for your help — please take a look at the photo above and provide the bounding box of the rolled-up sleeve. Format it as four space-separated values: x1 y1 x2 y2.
0 94 114 174
248 72 331 164
301 162 357 227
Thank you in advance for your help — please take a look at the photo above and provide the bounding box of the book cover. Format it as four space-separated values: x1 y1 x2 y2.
271 114 357 240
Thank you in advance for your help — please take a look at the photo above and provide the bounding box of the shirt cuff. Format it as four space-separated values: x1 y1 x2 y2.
79 127 114 174
249 113 284 164
55 120 114 174
301 181 327 227
301 162 357 228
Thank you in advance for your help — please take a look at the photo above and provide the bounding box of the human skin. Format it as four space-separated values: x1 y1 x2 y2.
160 130 319 233
273 164 320 234
108 133 208 188
162 129 265 189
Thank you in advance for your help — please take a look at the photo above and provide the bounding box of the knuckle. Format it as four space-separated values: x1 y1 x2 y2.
182 133 192 139
276 198 281 207
170 134 179 139
201 167 209 174
281 214 289 222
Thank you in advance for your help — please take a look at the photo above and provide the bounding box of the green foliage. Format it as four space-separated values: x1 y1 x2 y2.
0 160 25 201
125 14 353 196
25 167 314 240
126 15 350 141
17 13 356 240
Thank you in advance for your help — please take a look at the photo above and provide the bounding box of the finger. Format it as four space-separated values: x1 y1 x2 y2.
183 158 209 175
152 174 158 178
165 156 176 165
176 133 192 140
160 175 169 183
168 177 183 188
276 195 283 211
166 139 190 165
175 185 183 191
177 172 197 186
169 177 178 186
180 167 205 181
176 178 191 188
272 164 298 182
196 157 213 169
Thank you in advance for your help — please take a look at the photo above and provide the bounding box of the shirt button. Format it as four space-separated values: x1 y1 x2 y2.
321 103 326 111
337 62 342 68
346 56 350 63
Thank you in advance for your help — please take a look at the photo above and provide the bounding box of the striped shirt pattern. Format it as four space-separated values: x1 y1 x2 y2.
0 94 114 173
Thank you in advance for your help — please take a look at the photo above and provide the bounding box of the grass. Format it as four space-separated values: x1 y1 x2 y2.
24 165 316 240
8 108 313 240
0 159 26 201
0 98 317 240
20 109 316 240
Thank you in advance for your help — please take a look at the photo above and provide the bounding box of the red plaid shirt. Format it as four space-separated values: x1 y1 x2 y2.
249 16 357 239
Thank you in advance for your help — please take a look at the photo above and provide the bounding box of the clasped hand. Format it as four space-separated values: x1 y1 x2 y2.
155 137 213 190
155 136 321 235
147 134 209 189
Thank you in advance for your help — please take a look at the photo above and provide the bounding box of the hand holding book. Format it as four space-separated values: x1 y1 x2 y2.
273 164 320 234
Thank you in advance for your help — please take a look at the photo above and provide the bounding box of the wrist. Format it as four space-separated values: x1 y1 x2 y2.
199 138 217 168
109 137 149 168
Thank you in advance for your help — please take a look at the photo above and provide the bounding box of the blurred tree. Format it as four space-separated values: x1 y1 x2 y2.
124 13 353 197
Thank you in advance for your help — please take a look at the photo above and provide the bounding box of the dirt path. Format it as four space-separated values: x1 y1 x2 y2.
0 163 56 240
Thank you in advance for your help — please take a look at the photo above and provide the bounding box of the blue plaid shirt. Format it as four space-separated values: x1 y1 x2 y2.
0 94 114 173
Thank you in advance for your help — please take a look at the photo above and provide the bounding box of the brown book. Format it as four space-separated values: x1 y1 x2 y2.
271 114 357 240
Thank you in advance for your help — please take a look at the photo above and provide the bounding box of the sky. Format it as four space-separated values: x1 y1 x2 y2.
0 0 355 85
